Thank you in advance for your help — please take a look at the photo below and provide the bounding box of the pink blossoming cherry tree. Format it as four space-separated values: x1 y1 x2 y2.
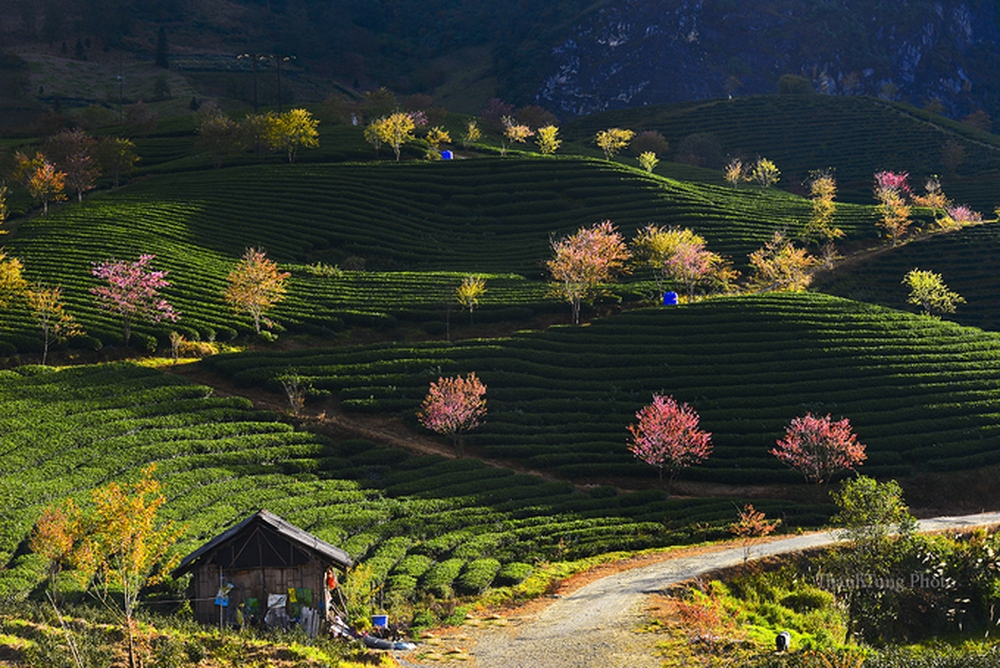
771 412 867 485
627 394 712 496
417 372 487 457
90 254 179 348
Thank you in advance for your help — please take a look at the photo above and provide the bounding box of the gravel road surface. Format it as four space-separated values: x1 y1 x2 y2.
400 511 1000 668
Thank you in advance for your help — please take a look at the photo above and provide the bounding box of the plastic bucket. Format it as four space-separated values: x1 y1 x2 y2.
372 614 389 628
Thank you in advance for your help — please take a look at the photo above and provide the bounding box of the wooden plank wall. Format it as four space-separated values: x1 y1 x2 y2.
191 559 328 626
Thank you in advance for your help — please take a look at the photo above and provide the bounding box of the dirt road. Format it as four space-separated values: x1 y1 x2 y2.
401 511 1000 668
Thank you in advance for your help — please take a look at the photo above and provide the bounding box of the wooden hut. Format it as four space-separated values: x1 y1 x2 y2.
174 510 353 629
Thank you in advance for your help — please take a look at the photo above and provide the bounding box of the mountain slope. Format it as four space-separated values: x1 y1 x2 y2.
536 0 1000 119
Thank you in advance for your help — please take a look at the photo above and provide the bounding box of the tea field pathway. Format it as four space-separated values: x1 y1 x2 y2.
398 511 1000 668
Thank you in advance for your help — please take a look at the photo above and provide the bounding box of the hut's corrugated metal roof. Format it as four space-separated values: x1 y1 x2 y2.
173 509 353 575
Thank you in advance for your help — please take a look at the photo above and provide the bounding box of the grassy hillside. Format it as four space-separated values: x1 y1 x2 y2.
203 292 1000 484
1 156 879 354
0 362 820 602
562 95 1000 211
814 221 1000 331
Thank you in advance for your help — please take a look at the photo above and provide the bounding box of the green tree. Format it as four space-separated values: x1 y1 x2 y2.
96 137 139 188
196 112 246 168
595 128 634 160
362 87 398 119
903 268 964 317
629 130 669 157
155 26 169 68
777 74 813 95
242 113 280 160
828 475 917 642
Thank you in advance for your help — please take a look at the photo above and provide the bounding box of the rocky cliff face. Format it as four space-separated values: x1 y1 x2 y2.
536 0 1000 119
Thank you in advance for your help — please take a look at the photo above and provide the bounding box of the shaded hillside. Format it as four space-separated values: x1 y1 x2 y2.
204 293 1000 486
562 95 1000 209
814 222 1000 331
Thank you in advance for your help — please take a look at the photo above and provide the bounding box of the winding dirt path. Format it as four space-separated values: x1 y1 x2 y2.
161 361 834 500
399 512 1000 668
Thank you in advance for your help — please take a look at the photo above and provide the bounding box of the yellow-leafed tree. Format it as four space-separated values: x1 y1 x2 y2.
26 283 83 365
456 275 486 323
0 250 27 308
368 112 416 160
30 465 184 668
268 108 320 162
595 128 635 160
748 232 816 292
535 125 561 154
224 247 291 334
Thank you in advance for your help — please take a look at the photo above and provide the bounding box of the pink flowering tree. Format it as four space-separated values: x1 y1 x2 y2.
90 254 179 348
873 170 913 245
627 394 712 496
417 372 487 457
873 170 911 195
771 413 866 485
546 220 632 325
945 204 983 227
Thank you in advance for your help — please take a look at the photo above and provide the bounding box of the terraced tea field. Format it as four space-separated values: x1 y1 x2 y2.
0 362 819 601
814 221 1000 331
204 292 1000 485
1 157 878 354
564 95 1000 210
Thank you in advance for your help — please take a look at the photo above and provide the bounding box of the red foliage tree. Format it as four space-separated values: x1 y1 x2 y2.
90 254 179 348
771 412 867 484
417 372 487 457
729 504 781 564
627 394 712 495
